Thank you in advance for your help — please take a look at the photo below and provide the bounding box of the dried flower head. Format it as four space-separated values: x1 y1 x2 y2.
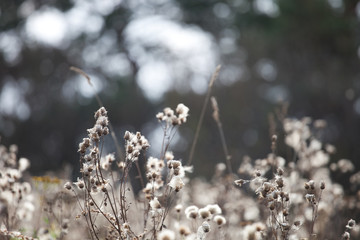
158 229 175 240
168 176 184 192
214 215 226 226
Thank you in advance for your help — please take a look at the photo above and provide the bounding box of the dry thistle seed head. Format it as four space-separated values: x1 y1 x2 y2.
304 182 310 190
118 161 125 170
234 179 245 187
124 131 130 140
308 180 315 190
294 221 301 227
165 151 174 160
178 226 191 236
214 215 226 226
255 169 262 177
149 197 161 210
168 176 184 192
103 127 109 135
305 194 316 204
276 177 284 188
284 192 290 201
269 201 275 210
164 107 174 117
272 134 278 142
346 219 356 229
127 145 133 154
277 167 284 176
342 232 350 240
320 180 325 190
283 209 289 216
198 208 211 219
201 221 211 233
185 205 199 219
282 223 291 231
206 204 222 215
75 178 85 190
156 112 164 121
175 204 182 213
263 182 272 192
158 229 175 240
64 182 72 190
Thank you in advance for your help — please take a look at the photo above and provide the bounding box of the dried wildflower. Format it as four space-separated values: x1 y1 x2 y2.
320 180 325 190
305 194 316 204
197 221 211 239
206 204 222 215
157 229 175 240
338 159 355 173
342 232 350 240
75 178 85 190
178 225 191 236
18 158 30 172
254 169 262 177
176 103 189 123
234 179 245 186
175 204 182 213
165 151 174 161
214 215 226 226
156 112 164 121
185 205 199 219
64 182 72 190
124 131 149 161
308 180 315 190
168 176 184 192
198 207 211 219
201 221 210 233
150 197 161 211
346 219 356 230
156 104 189 126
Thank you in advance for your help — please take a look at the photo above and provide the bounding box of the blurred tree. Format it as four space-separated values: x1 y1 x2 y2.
0 0 360 190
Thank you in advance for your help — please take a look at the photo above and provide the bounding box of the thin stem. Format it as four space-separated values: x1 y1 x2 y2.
70 66 124 162
187 65 221 166
210 96 233 175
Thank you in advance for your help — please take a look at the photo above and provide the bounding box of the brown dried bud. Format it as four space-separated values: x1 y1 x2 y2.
64 182 72 190
124 131 130 140
283 209 289 216
269 202 275 211
127 145 133 154
320 180 325 190
276 177 284 188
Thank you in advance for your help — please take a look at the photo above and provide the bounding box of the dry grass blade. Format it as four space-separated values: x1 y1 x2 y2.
187 65 221 166
70 66 93 86
210 96 233 175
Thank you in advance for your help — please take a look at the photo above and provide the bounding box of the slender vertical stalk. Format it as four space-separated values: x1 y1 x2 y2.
210 96 233 175
187 65 221 166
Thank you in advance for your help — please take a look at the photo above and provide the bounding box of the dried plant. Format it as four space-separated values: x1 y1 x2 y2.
0 68 359 240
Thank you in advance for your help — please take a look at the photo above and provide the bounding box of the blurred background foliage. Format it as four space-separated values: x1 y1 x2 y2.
1 0 360 191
